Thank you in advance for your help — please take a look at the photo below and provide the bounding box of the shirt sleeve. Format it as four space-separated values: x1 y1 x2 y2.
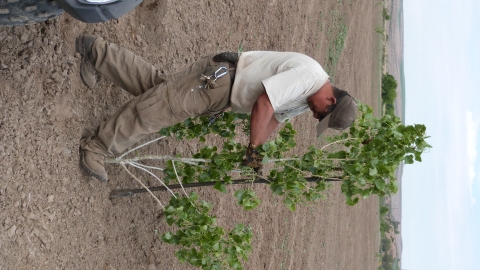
273 106 309 122
261 68 306 110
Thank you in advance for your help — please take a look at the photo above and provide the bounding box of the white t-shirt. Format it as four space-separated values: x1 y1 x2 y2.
230 51 329 122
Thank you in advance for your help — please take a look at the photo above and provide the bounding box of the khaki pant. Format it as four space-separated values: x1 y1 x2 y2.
91 39 233 155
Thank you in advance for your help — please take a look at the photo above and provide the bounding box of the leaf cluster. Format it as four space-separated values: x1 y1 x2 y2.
159 112 250 142
162 192 253 270
256 104 430 208
233 190 261 211
270 145 336 209
163 139 263 211
155 104 430 269
160 103 430 209
164 140 243 184
256 123 331 211
334 104 430 205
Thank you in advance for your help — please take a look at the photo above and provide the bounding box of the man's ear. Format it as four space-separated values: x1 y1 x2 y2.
328 96 337 105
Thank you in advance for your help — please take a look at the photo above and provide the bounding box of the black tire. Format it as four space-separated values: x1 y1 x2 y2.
0 0 64 27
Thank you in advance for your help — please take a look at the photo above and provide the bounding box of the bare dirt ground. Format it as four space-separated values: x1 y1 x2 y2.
0 0 383 269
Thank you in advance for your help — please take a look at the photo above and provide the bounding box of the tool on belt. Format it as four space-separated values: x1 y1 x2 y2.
191 66 228 91
189 66 230 125
200 66 228 89
193 52 240 125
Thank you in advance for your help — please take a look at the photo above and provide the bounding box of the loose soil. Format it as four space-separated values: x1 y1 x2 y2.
0 0 383 269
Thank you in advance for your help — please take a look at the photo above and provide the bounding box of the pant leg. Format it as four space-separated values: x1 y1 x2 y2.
97 55 233 155
92 38 165 96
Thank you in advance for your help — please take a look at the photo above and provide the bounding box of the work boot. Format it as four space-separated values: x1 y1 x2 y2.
79 137 108 182
76 34 99 89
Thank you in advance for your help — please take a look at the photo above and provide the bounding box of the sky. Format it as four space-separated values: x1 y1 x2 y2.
402 0 480 269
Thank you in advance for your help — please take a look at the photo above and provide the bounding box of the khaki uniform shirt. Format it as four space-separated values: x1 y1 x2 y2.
230 51 329 122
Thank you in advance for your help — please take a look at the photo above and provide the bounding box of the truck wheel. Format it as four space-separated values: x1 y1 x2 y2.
0 0 64 26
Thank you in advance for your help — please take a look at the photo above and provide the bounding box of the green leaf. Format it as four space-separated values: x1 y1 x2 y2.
163 232 172 240
404 155 414 164
286 203 296 212
346 198 355 206
159 128 170 136
213 155 223 165
358 177 366 185
234 190 246 203
369 167 378 176
213 181 227 193
262 143 270 151
361 189 372 198
346 197 359 206
329 150 347 159
374 179 386 190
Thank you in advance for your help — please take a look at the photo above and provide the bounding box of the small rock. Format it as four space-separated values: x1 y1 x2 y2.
7 225 16 237
0 29 6 42
3 217 11 227
31 228 40 237
20 32 30 43
27 53 36 63
27 212 38 220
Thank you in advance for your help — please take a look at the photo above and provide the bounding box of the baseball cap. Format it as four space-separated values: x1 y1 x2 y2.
316 95 358 136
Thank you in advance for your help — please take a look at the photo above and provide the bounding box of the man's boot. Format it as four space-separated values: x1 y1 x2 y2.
76 34 99 89
79 137 108 182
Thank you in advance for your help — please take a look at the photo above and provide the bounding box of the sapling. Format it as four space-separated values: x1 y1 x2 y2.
149 103 430 209
107 102 430 269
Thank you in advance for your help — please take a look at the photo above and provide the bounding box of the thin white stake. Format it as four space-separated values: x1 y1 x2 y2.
117 136 166 159
107 155 208 165
120 163 165 209
320 138 356 150
128 162 177 198
172 161 189 197
130 161 164 171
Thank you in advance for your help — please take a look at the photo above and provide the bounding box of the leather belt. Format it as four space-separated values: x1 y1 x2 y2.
228 62 236 86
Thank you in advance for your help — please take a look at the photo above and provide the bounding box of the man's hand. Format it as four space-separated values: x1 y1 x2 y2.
241 144 263 172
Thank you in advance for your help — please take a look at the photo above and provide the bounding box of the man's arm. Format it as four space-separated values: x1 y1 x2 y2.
249 92 280 147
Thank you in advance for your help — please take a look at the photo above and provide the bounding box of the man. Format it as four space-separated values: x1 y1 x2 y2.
77 34 358 182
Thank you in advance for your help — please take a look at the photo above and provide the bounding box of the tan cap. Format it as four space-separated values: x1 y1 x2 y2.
317 95 358 136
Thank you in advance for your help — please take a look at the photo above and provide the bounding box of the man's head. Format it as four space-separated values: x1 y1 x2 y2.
307 82 358 136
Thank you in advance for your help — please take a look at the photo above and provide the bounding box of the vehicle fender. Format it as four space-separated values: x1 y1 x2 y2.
54 0 143 23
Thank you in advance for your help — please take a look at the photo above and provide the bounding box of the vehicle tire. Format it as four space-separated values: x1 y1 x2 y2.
0 0 64 27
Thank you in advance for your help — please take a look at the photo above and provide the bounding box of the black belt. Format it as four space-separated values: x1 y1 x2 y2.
227 62 236 86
